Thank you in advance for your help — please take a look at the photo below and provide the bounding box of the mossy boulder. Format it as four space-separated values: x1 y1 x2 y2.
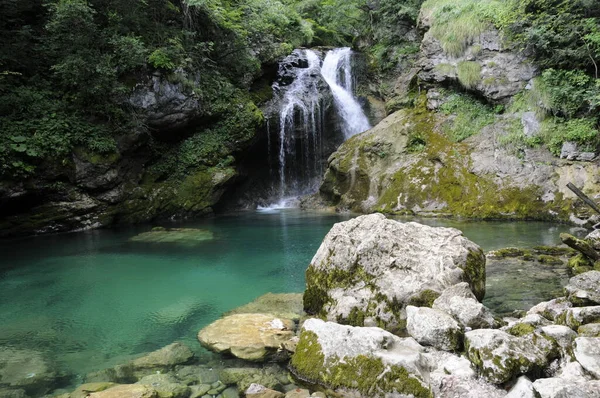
464 329 555 384
565 271 600 306
290 319 432 397
557 306 600 329
406 306 464 351
303 213 485 332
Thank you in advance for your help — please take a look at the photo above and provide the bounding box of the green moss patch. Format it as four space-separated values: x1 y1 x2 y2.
290 331 432 397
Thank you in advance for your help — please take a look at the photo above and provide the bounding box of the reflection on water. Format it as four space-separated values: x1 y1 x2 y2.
0 209 583 382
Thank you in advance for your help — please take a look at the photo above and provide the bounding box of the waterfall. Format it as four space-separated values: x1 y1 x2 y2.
321 48 371 139
259 47 370 209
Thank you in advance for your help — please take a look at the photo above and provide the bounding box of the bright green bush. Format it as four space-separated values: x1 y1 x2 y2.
440 93 497 142
457 61 482 89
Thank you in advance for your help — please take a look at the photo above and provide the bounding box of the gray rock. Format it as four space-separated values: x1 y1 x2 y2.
560 306 600 329
219 368 283 392
433 283 497 329
290 319 431 397
521 112 540 137
132 343 194 370
464 329 554 384
574 337 600 378
585 230 600 250
506 376 535 398
528 298 573 322
245 384 284 398
561 142 580 160
540 325 577 352
406 306 463 351
304 214 486 332
533 377 600 398
578 323 600 337
565 271 600 306
129 72 201 131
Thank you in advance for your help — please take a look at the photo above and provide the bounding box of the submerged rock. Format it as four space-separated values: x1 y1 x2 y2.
198 314 295 362
224 293 304 321
87 384 157 398
245 384 284 398
303 214 485 332
129 228 214 245
131 342 195 370
0 348 58 396
290 318 431 397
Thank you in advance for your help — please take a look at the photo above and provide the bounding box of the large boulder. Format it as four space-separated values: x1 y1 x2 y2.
432 282 498 329
406 306 463 351
198 314 295 362
289 319 432 397
303 214 485 332
464 329 555 384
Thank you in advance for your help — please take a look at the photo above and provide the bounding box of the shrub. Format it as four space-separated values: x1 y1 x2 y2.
457 61 482 89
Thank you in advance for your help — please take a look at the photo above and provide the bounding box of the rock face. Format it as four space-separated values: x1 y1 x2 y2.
303 214 486 331
290 319 432 397
317 103 600 224
129 71 201 132
198 314 295 361
406 306 463 351
464 329 555 384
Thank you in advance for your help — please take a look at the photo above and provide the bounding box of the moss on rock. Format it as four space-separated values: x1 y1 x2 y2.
290 331 432 398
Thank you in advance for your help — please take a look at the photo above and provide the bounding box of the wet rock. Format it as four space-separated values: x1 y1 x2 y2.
0 389 28 398
0 348 58 396
221 387 239 398
174 366 219 385
464 329 554 384
432 282 498 329
573 337 600 378
136 374 190 398
565 271 600 306
198 314 295 362
219 368 283 392
224 293 304 322
189 385 211 398
68 382 119 398
88 384 158 398
245 384 284 398
303 214 485 332
289 319 431 397
406 306 463 351
578 323 600 337
132 343 195 371
129 228 214 246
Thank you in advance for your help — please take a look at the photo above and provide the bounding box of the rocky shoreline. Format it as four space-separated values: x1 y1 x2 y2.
2 214 599 398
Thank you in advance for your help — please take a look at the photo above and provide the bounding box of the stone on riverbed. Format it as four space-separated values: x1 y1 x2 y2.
432 282 498 329
290 318 431 397
464 329 555 384
87 384 157 398
198 314 295 362
406 306 463 351
132 342 194 370
129 227 213 246
136 374 190 398
0 348 58 396
245 384 284 398
303 214 485 332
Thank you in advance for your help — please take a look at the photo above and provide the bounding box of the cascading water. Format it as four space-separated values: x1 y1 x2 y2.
257 47 370 209
321 48 371 139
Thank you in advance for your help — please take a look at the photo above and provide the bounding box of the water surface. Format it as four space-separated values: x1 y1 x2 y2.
0 210 583 381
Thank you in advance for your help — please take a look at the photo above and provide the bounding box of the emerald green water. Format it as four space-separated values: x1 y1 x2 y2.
0 210 582 387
